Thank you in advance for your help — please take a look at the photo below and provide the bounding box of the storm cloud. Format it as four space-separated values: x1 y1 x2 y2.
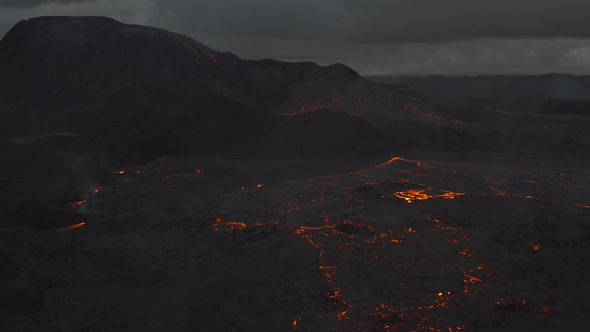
1 0 590 75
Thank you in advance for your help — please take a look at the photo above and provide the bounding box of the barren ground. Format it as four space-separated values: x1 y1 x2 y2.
1 151 589 331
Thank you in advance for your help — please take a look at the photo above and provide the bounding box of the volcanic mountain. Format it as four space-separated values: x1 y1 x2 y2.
0 16 397 222
0 16 381 158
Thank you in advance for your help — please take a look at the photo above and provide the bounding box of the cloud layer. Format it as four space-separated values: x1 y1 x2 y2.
1 0 589 75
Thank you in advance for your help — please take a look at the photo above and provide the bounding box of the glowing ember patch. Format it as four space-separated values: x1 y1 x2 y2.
459 248 476 258
528 242 542 251
337 304 352 321
463 274 483 285
532 305 555 313
213 217 247 232
92 187 101 194
394 189 465 203
183 43 201 58
136 170 142 175
195 168 203 174
56 222 86 232
208 53 220 63
576 203 590 209
256 183 265 188
72 200 87 207
281 95 344 116
113 170 125 175
404 104 463 125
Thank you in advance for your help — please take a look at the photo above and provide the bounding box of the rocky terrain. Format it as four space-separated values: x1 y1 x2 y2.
0 16 589 331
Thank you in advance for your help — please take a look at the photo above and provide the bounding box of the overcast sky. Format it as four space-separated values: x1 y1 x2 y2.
1 0 590 75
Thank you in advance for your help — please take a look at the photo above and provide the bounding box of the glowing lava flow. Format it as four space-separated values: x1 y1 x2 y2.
213 217 246 232
55 222 86 232
394 189 466 203
210 155 564 330
183 43 201 58
404 104 463 125
281 96 345 116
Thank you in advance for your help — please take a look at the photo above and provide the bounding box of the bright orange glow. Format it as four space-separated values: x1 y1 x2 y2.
463 274 483 285
208 154 562 330
213 217 247 232
72 200 87 207
92 187 101 194
56 222 86 232
113 170 125 175
529 242 542 251
337 304 352 321
394 189 465 203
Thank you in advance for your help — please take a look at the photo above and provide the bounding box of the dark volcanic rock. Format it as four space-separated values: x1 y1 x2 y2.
541 99 590 115
247 59 361 83
0 16 380 225
0 16 370 159
238 109 389 157
0 16 276 162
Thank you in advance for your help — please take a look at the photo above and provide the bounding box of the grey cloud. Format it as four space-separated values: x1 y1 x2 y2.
149 0 590 43
210 37 590 75
0 0 155 38
1 0 590 75
0 0 87 8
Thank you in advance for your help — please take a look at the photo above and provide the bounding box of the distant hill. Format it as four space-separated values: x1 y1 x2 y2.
369 74 590 100
367 74 590 116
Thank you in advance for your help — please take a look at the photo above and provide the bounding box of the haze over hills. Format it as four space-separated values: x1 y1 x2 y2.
0 16 589 332
369 74 590 115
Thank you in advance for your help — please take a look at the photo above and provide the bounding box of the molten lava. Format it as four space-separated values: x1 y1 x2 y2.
56 222 86 232
404 104 463 125
206 154 564 330
71 200 88 207
281 96 345 116
394 189 466 203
